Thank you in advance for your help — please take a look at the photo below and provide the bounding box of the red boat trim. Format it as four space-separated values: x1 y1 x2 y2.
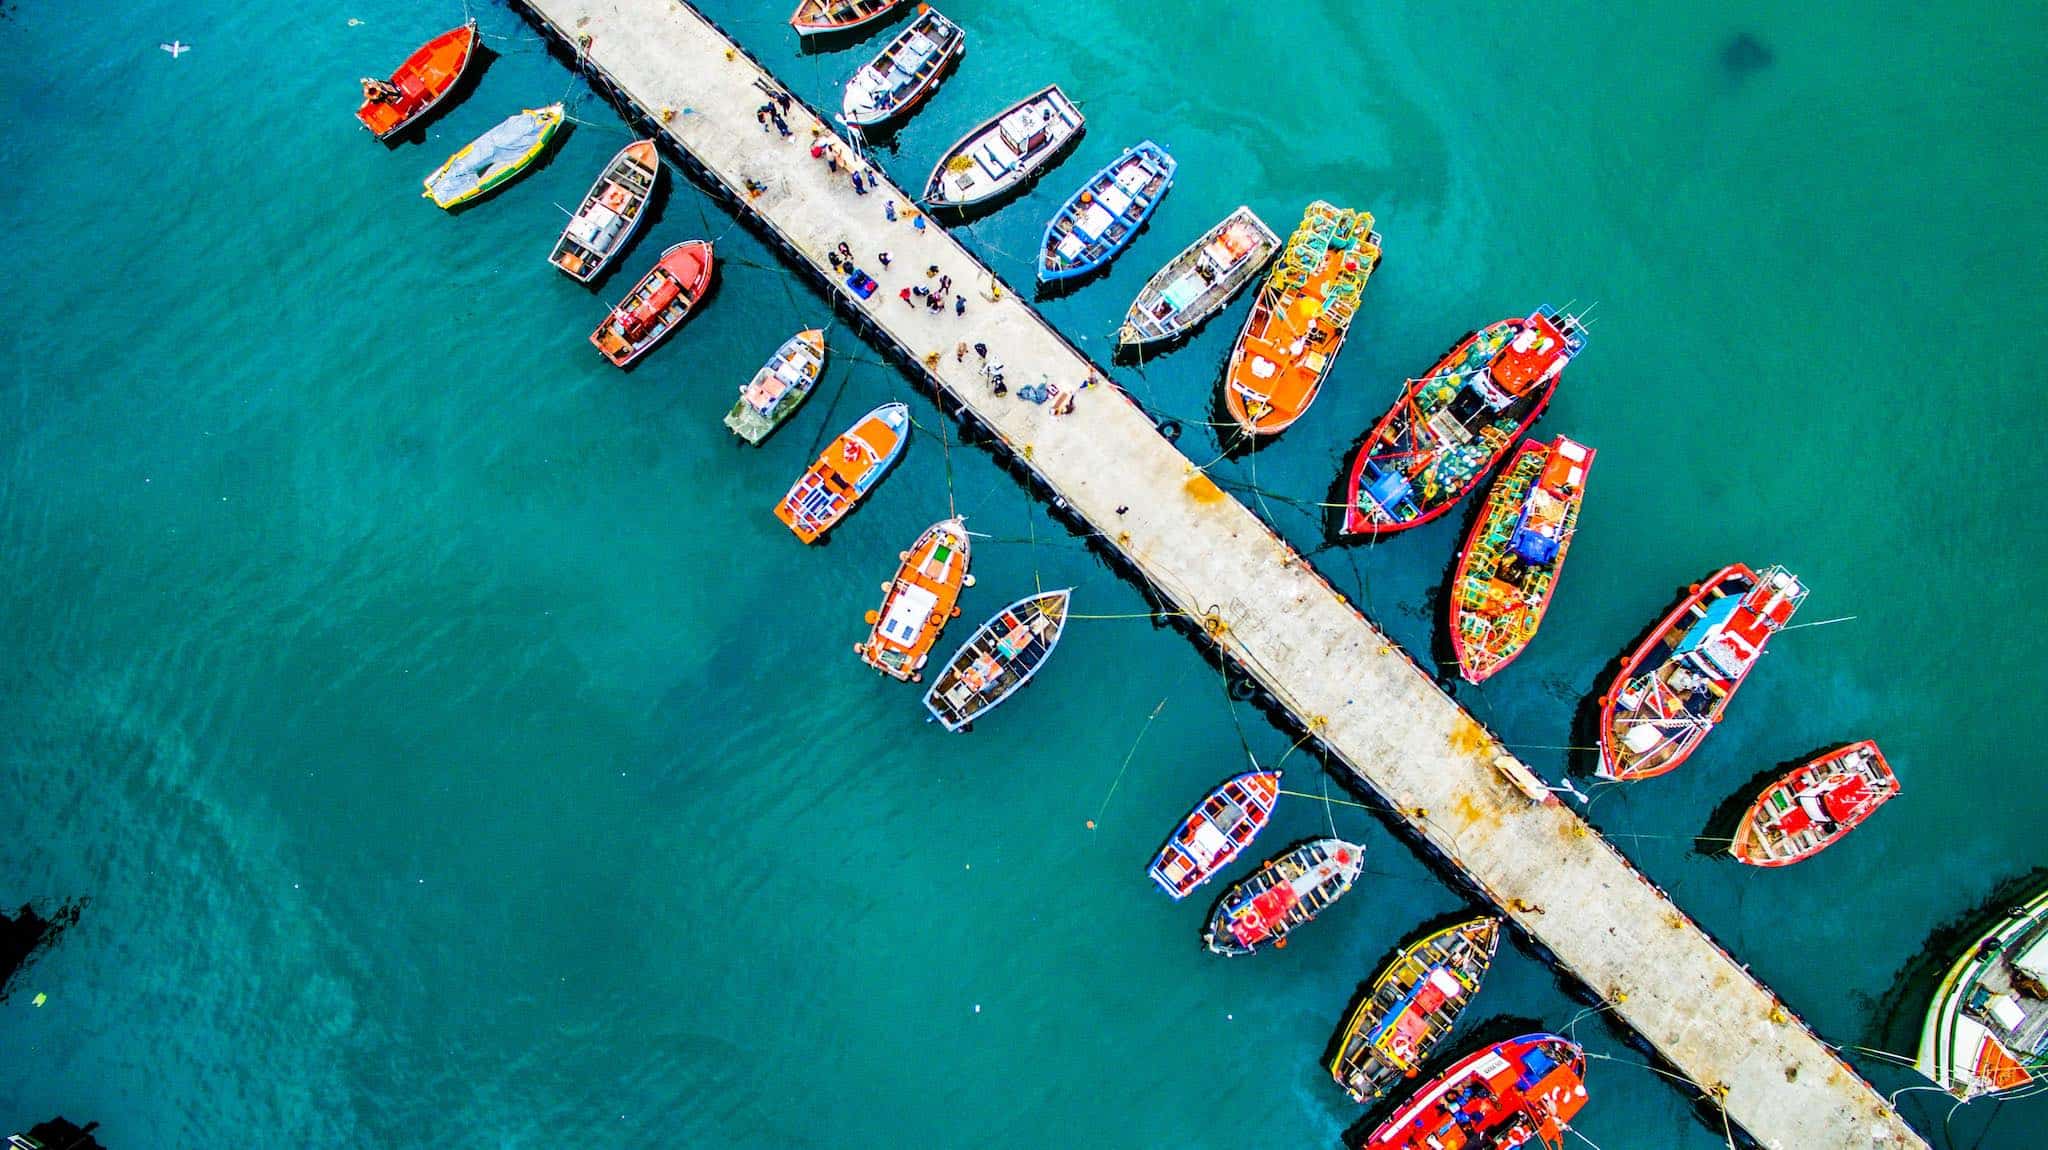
1596 563 1754 781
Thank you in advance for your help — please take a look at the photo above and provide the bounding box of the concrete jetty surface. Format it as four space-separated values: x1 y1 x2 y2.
511 2 1927 1145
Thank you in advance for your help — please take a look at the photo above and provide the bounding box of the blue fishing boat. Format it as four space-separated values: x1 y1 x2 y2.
1037 141 1175 283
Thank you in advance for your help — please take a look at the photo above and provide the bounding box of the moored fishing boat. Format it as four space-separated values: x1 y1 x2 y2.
1329 917 1501 1103
1598 564 1807 781
1037 141 1175 282
356 22 478 140
923 85 1084 209
421 104 565 209
1361 1033 1588 1150
1148 766 1280 900
1732 741 1899 866
1916 884 2048 1100
1221 202 1381 436
922 590 1072 730
549 139 661 282
725 330 827 444
590 241 715 368
1117 206 1280 349
791 0 908 38
1448 437 1594 683
858 518 972 682
840 6 963 128
774 402 910 543
1342 308 1585 536
1202 838 1362 956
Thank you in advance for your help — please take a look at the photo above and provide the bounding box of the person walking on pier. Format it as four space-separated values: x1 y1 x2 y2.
899 287 915 308
885 199 898 222
955 295 966 317
876 251 891 268
850 169 868 195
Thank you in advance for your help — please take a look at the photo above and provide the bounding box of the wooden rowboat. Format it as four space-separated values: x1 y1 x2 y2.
1329 917 1501 1103
1730 741 1898 866
357 22 478 140
590 241 715 368
790 0 907 38
550 139 661 283
1148 766 1279 900
1201 838 1362 955
422 104 565 209
1037 141 1175 283
725 330 827 444
840 6 964 128
1117 206 1280 349
923 590 1071 731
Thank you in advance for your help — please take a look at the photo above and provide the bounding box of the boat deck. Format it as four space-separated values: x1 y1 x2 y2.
510 1 1927 1145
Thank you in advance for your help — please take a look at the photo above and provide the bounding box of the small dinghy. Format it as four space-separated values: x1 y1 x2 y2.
356 22 478 140
774 402 910 543
923 85 1084 209
922 590 1071 730
1037 141 1175 282
1731 741 1898 866
1448 436 1594 683
725 330 827 444
422 104 565 209
550 139 661 282
790 0 907 38
1329 917 1501 1103
1202 838 1362 956
1598 564 1806 781
1362 1033 1589 1150
1117 206 1280 349
859 518 971 682
1341 308 1584 535
840 6 963 128
590 241 715 368
1148 766 1280 900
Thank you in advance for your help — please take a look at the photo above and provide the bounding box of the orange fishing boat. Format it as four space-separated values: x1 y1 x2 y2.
591 241 714 368
355 22 479 140
790 0 907 38
774 402 911 544
1221 201 1380 436
857 518 971 681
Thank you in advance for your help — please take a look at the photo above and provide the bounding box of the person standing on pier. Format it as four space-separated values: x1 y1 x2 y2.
955 295 966 317
885 200 898 222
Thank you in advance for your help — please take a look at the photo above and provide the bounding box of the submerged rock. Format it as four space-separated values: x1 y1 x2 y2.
1 898 84 1000
1721 32 1775 78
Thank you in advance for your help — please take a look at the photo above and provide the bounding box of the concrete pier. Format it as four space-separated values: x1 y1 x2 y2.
511 2 1927 1146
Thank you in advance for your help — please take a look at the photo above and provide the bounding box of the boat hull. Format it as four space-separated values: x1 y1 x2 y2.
591 241 715 367
1447 437 1594 683
1730 741 1898 866
357 22 478 140
1329 917 1501 1103
1201 838 1362 955
1037 142 1176 282
791 0 908 37
1220 202 1380 436
550 139 661 283
1915 885 2048 1100
1340 309 1581 536
1147 768 1280 899
922 590 1072 729
839 8 964 128
774 402 910 543
422 104 565 210
725 330 827 444
1362 1033 1587 1149
923 85 1084 209
1117 206 1280 349
859 518 971 681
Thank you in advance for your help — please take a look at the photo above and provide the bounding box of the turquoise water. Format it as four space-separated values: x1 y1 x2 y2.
2 1 2044 1146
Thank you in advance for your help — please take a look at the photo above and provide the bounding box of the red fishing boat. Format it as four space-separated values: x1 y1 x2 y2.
1448 437 1594 683
355 22 479 140
1731 741 1898 866
1598 564 1807 781
1147 766 1279 900
591 241 715 368
790 0 907 38
1361 1033 1589 1150
1341 308 1584 537
1202 838 1363 955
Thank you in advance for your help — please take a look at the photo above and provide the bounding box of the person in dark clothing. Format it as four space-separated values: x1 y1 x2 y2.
954 295 966 316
